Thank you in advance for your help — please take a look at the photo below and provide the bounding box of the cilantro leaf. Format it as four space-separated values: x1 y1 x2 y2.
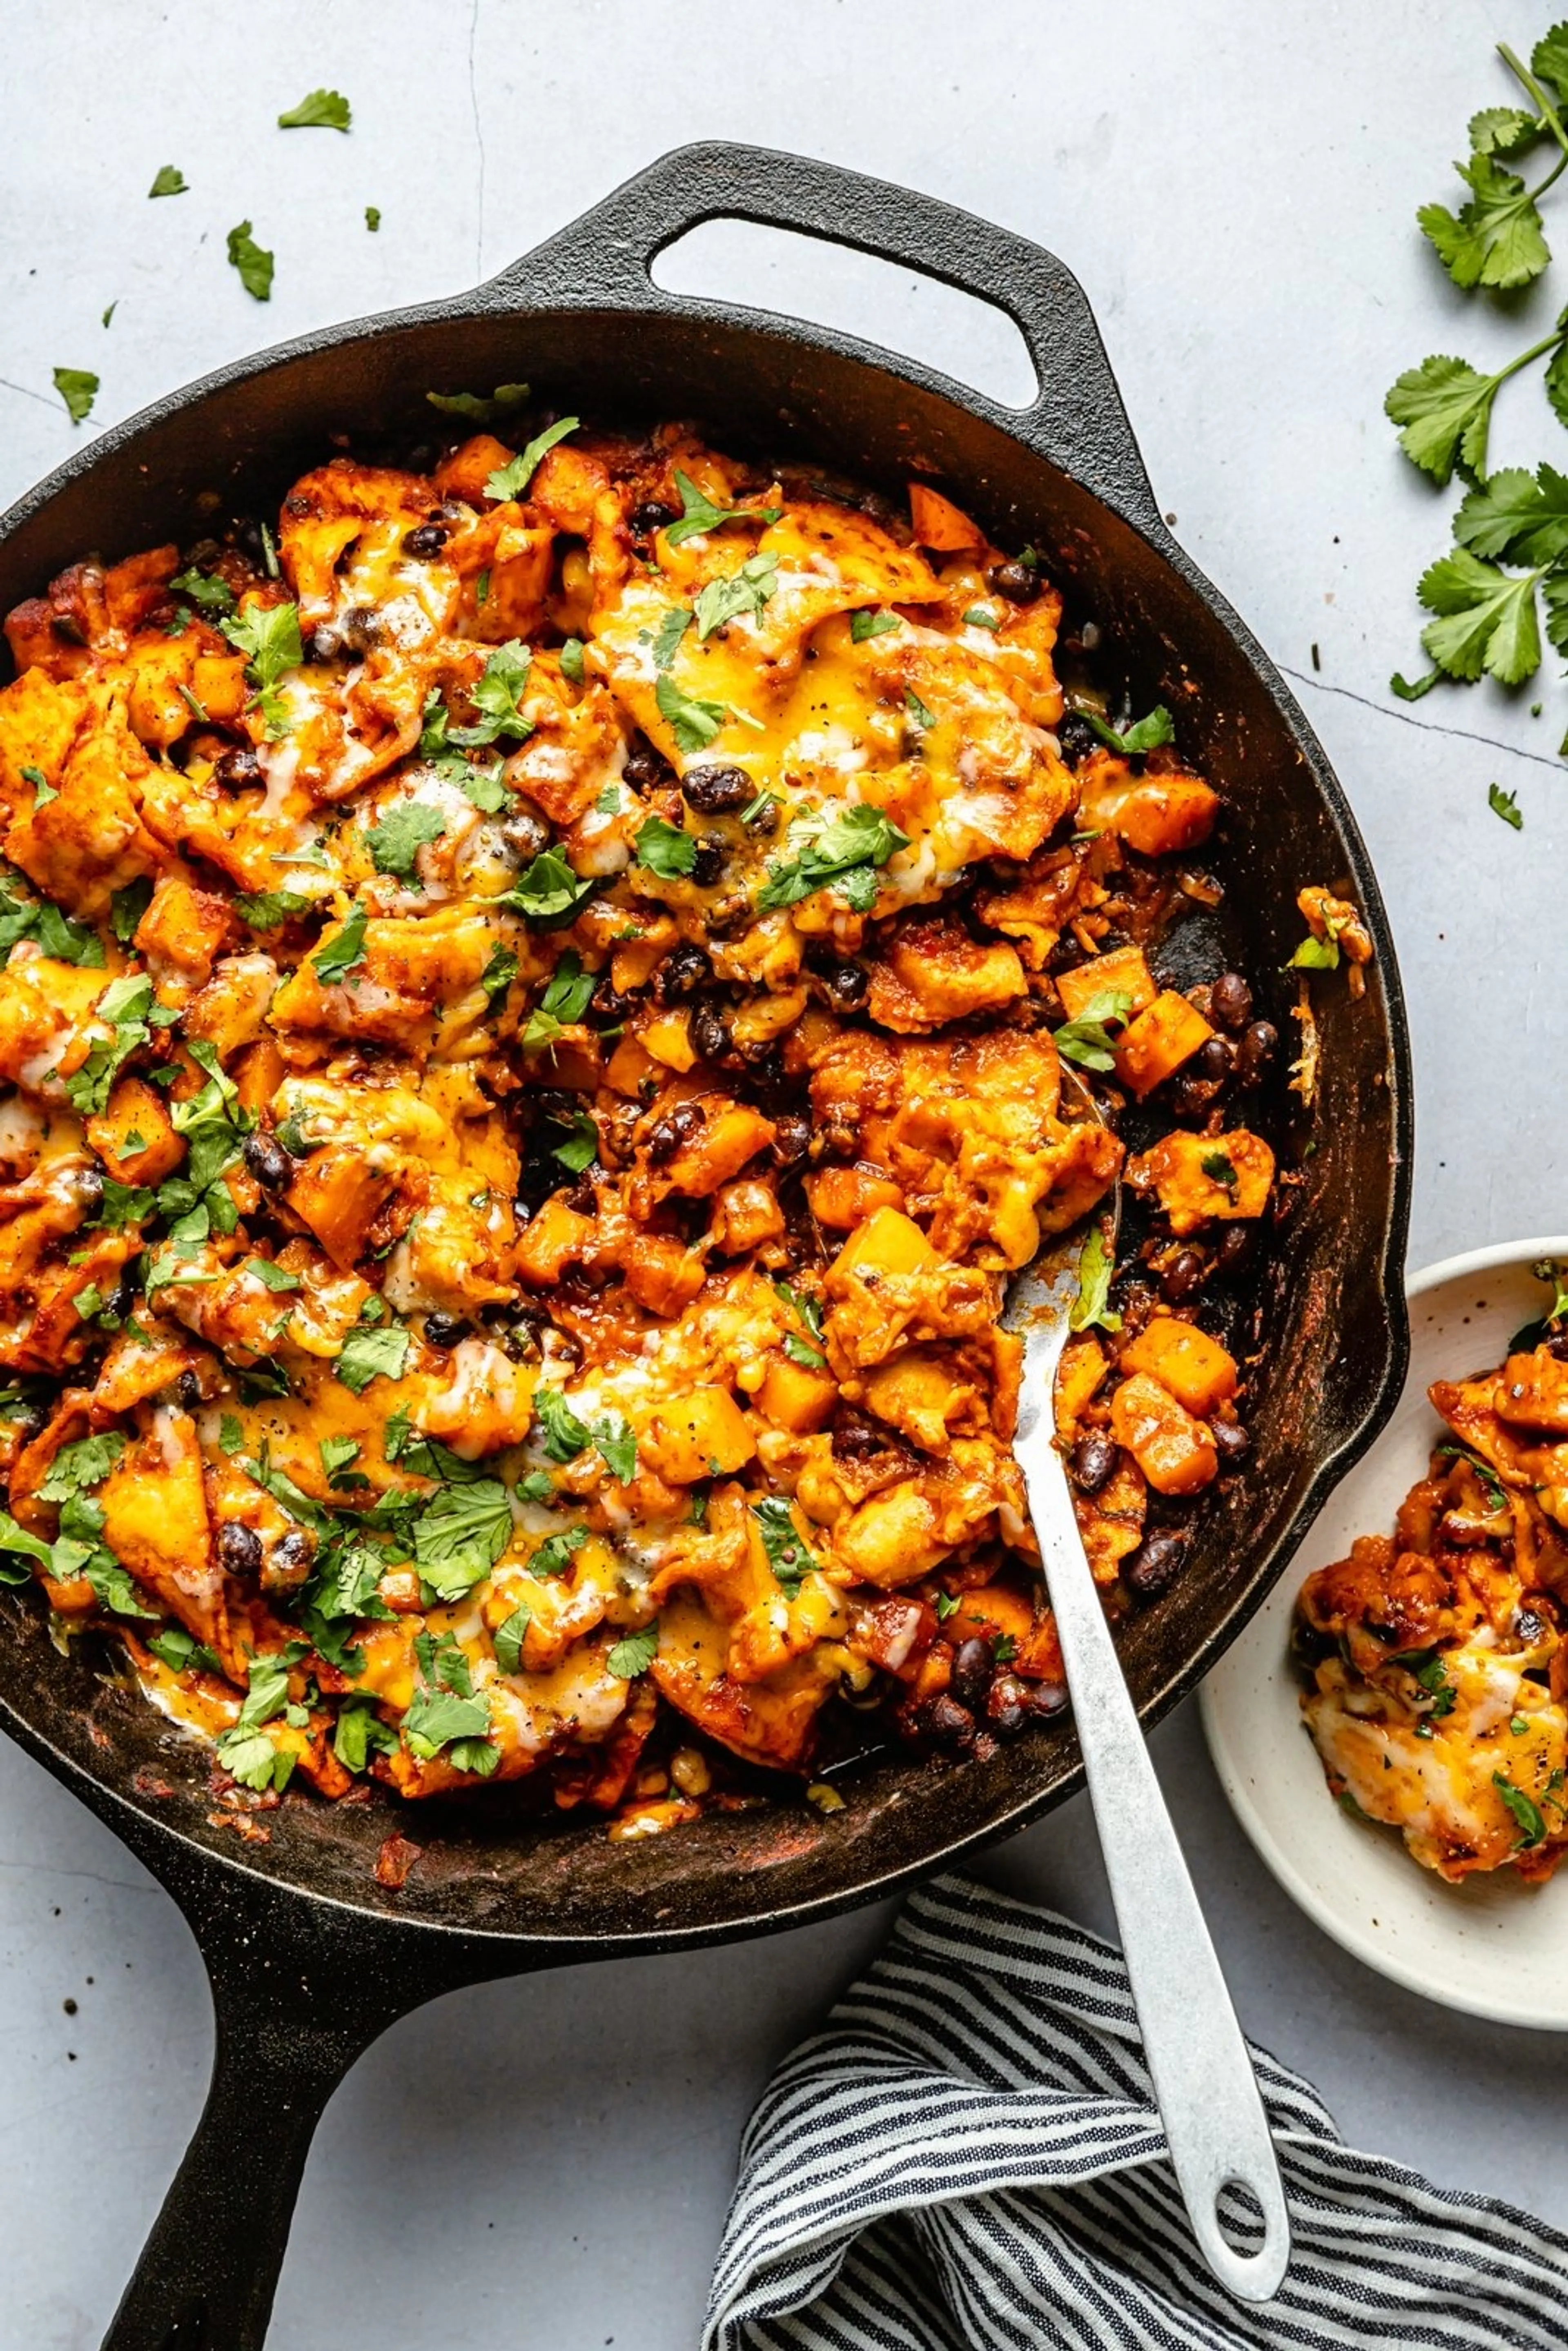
904 687 936 730
1452 463 1568 564
549 1108 598 1173
1201 1149 1240 1193
335 1325 411 1395
334 1695 397 1772
0 1511 53 1581
752 1497 815 1596
310 904 369 986
1053 987 1133 1073
449 641 533 748
1493 1770 1548 1846
693 553 779 641
53 369 98 426
149 165 188 197
147 1624 220 1675
593 1411 637 1484
171 566 234 614
501 848 596 926
1468 106 1542 157
655 672 726 754
528 1524 588 1578
850 609 900 643
1489 782 1524 830
403 1683 492 1759
483 417 579 502
220 599 301 735
233 888 312 930
1068 1223 1121 1336
216 1729 294 1792
559 637 586 683
1417 548 1543 685
94 1177 154 1229
606 1624 659 1679
1086 705 1175 756
413 1479 512 1599
963 604 1001 631
1381 347 1563 487
37 1432 125 1503
245 1257 300 1293
652 605 693 670
533 1385 591 1462
425 383 531 423
1419 153 1550 291
64 973 154 1115
225 220 274 302
664 469 782 548
110 878 154 944
634 815 697 879
493 1605 531 1675
277 88 352 131
368 800 446 881
757 804 909 912
365 206 381 232
523 950 596 1048
481 942 518 1002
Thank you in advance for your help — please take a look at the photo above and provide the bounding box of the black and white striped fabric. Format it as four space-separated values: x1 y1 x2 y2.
705 1873 1568 2350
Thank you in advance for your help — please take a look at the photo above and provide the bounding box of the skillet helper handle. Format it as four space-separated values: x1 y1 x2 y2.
492 140 1161 530
99 1954 383 2351
1013 1417 1292 2303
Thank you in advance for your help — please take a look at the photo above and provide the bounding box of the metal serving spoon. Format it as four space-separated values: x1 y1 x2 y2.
1004 1119 1292 2301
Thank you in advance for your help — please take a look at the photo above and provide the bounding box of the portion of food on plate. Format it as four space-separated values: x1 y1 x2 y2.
1296 1264 1568 1883
0 413 1292 1831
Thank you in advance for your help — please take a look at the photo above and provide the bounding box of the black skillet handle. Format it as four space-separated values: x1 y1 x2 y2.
489 140 1163 533
99 1857 492 2351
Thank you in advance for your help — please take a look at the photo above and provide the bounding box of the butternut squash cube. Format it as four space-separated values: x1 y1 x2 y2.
1125 1126 1276 1236
1109 1372 1218 1495
1120 1316 1237 1418
757 1356 837 1434
1076 750 1220 858
831 1204 935 1280
86 1074 183 1185
648 1387 756 1484
1056 944 1156 1024
908 483 985 552
804 1165 906 1230
1114 990 1214 1097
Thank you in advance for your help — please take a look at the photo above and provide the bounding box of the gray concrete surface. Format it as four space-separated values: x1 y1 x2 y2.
1 3 1564 2343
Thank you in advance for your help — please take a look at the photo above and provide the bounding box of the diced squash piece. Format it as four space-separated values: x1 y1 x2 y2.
1125 1126 1275 1237
1076 749 1220 857
805 1165 906 1230
659 1102 775 1197
1114 991 1214 1097
710 1178 785 1256
641 1010 697 1072
832 1205 935 1280
622 1235 706 1316
1109 1372 1218 1495
513 1196 597 1284
134 873 237 981
98 1408 230 1660
1056 944 1156 1024
86 1075 183 1185
432 433 518 504
757 1355 837 1434
834 1482 946 1586
1053 1334 1107 1436
1120 1316 1237 1418
285 1147 399 1271
908 484 986 552
1496 1347 1568 1434
863 1350 969 1453
647 1387 756 1484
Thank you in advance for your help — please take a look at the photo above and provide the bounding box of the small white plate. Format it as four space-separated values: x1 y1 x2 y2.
1200 1237 1568 2029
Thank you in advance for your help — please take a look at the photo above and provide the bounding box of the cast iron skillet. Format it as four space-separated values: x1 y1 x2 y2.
0 142 1412 2348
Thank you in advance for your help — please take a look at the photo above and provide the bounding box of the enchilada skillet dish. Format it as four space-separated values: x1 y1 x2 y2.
0 414 1307 1830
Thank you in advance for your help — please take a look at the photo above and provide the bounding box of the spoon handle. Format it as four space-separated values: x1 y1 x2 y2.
1015 1415 1292 2302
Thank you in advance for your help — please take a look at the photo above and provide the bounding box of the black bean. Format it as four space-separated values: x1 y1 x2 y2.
689 839 725 888
76 1165 104 1212
745 795 780 836
423 1312 473 1350
1211 1415 1250 1466
655 944 710 1002
832 1412 893 1465
1546 1330 1568 1362
1515 1607 1547 1645
920 1692 976 1745
1194 1035 1234 1083
176 1370 202 1411
1021 1680 1069 1720
824 962 869 1011
1166 1071 1212 1120
243 1133 295 1191
213 747 263 793
646 1103 704 1165
1210 971 1253 1033
991 559 1041 604
500 810 550 862
1235 1020 1278 1085
402 523 449 558
592 975 638 1024
235 519 268 563
1125 1529 1187 1601
691 1002 732 1063
1214 1223 1255 1274
1055 713 1099 768
272 1529 315 1576
681 764 755 816
216 1522 263 1575
1160 1248 1207 1303
629 499 679 538
951 1636 996 1712
1071 1430 1118 1494
626 738 676 793
987 1675 1031 1737
771 1113 812 1168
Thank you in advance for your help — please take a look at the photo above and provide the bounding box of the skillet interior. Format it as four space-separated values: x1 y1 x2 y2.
0 260 1410 1949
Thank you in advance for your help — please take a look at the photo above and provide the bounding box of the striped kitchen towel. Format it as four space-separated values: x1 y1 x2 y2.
705 1873 1568 2349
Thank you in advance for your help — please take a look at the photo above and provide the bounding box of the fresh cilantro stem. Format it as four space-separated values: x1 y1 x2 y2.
1499 45 1568 162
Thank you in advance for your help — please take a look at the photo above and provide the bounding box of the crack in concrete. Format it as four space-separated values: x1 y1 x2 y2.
1278 663 1566 774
